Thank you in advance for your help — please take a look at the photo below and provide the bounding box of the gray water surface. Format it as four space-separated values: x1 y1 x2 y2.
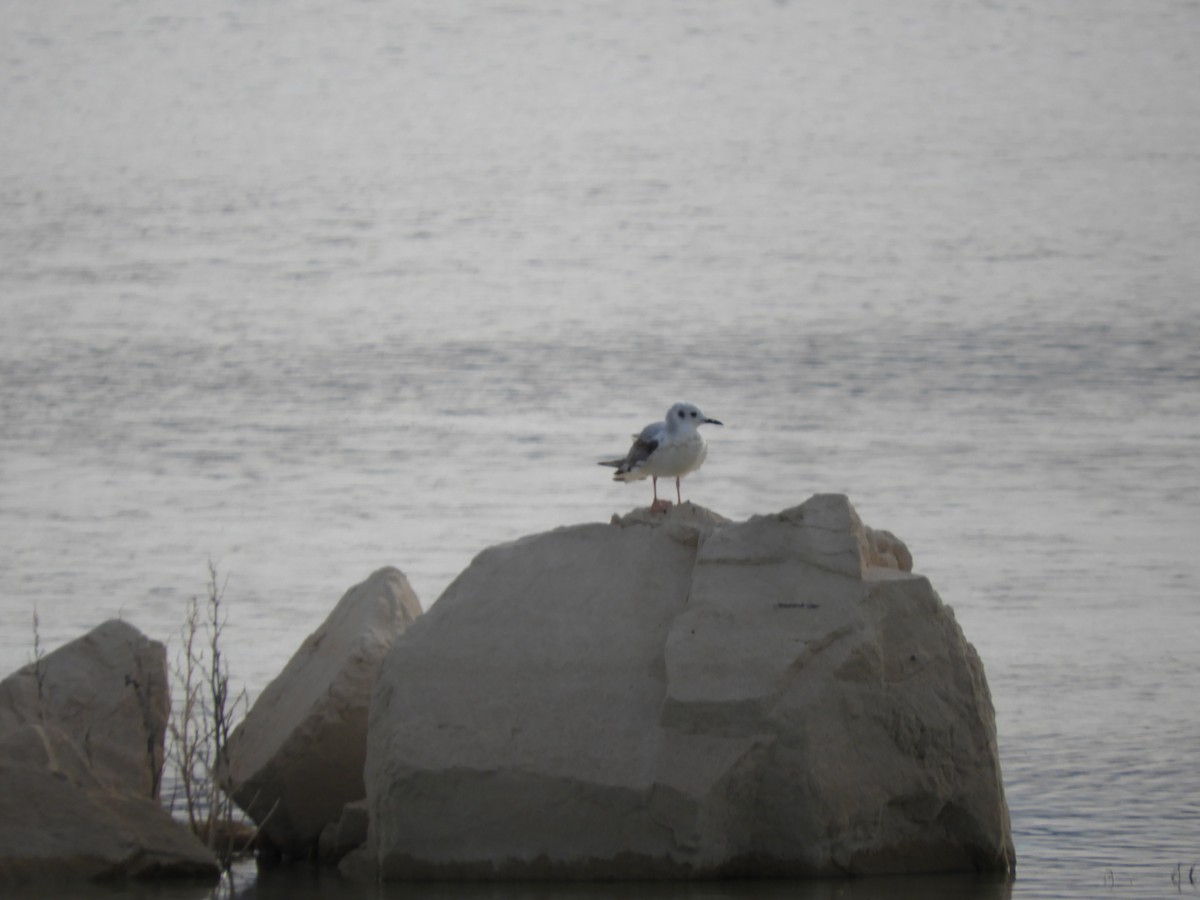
2 2 1199 898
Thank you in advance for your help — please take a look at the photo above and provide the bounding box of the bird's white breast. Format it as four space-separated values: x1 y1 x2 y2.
640 432 707 477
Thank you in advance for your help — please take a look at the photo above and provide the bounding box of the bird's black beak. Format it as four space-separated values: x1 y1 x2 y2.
706 418 723 426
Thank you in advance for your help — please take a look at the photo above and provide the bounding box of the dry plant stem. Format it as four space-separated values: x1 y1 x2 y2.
31 607 48 718
203 561 247 864
168 595 204 834
167 562 249 870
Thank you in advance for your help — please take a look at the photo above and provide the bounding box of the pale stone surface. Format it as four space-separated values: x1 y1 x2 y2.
364 495 1014 879
0 620 217 881
223 566 422 857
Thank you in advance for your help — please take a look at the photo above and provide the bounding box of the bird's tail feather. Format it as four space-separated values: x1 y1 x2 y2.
611 470 644 482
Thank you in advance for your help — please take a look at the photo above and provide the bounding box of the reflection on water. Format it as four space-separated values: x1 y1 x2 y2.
236 865 1016 900
0 867 1017 900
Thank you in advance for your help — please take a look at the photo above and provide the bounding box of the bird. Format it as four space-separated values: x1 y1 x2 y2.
599 402 723 513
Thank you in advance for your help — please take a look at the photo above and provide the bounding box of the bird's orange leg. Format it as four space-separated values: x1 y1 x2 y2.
650 476 672 514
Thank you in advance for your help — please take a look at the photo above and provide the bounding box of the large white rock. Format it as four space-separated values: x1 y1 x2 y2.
0 620 217 880
223 567 422 857
364 496 1014 879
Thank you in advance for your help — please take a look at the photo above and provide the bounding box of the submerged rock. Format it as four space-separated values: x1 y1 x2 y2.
319 799 370 863
223 567 422 858
363 495 1014 879
0 620 217 880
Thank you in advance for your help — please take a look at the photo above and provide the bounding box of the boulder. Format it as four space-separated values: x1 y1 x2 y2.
223 567 422 857
0 723 218 880
0 618 170 798
364 495 1014 879
0 620 218 881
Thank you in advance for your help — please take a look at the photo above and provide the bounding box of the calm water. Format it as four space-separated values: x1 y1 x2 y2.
2 1 1199 898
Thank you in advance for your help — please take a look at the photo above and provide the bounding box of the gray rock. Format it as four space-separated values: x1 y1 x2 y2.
0 618 170 798
0 724 218 880
364 495 1014 879
0 620 217 881
223 567 422 857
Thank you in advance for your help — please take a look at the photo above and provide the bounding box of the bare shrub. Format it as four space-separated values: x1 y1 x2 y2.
166 562 252 869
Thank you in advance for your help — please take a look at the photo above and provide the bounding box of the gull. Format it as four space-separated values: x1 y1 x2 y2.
599 402 723 513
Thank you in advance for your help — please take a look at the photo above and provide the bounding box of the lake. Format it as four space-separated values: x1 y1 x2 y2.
1 1 1198 897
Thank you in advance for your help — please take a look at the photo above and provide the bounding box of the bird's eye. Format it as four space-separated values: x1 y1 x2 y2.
690 411 697 417
677 409 685 418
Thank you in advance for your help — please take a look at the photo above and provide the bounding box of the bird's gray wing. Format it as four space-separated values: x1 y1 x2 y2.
599 422 662 473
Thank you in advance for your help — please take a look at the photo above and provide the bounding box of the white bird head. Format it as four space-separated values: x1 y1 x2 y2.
665 402 723 433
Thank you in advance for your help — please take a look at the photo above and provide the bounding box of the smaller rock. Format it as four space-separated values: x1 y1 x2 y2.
0 621 218 882
0 723 219 880
223 567 421 857
318 800 369 863
865 526 914 572
0 619 170 798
